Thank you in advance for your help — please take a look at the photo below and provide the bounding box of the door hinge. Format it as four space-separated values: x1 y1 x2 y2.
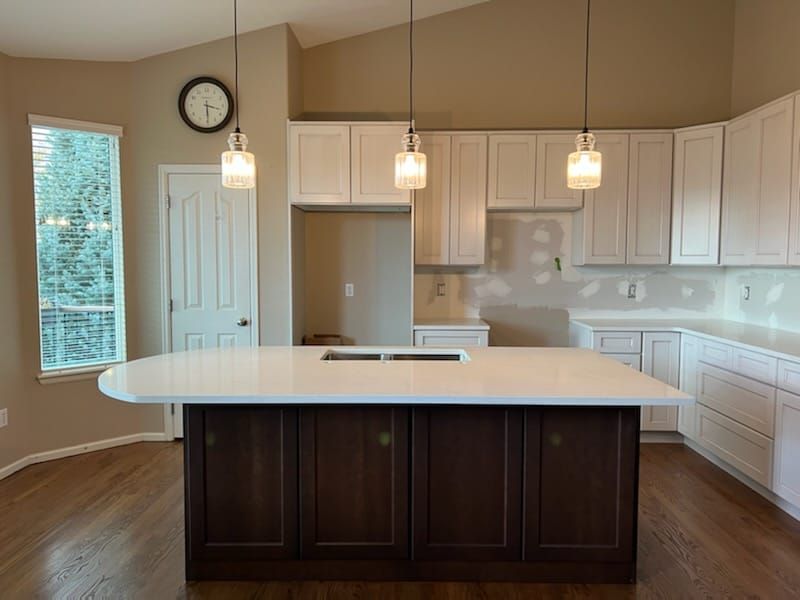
169 299 174 312
170 404 175 415
165 195 171 209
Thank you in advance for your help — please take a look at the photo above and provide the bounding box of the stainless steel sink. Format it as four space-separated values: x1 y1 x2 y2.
321 348 468 362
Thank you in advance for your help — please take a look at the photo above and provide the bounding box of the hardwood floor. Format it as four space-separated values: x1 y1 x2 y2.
0 442 798 599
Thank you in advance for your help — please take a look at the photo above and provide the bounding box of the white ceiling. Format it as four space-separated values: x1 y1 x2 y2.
0 0 488 62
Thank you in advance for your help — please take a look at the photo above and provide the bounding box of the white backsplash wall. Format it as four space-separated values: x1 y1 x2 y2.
415 213 727 346
724 268 800 333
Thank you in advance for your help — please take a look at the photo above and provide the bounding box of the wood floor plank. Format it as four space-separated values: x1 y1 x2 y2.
0 442 798 598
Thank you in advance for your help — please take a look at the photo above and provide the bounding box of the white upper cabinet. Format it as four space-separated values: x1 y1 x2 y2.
351 125 411 205
487 134 536 210
641 332 680 431
627 133 673 265
289 124 350 204
535 135 584 210
414 135 452 265
671 125 724 265
573 134 630 265
449 135 488 265
789 96 800 265
721 98 794 265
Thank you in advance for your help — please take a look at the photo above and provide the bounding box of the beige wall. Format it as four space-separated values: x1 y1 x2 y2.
731 0 800 115
303 212 412 346
303 0 734 129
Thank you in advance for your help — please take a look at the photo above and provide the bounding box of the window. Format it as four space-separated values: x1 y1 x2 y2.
29 115 126 373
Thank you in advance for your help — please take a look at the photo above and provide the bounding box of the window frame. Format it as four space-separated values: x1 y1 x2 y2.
28 114 127 382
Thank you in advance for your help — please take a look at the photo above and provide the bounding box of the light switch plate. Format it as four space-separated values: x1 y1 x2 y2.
344 283 354 297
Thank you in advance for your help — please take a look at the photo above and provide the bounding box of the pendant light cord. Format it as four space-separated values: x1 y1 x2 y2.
233 0 241 133
408 0 414 134
582 0 591 133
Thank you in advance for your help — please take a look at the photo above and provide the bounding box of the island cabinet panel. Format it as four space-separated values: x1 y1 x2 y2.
184 406 298 563
524 407 639 563
413 406 523 561
299 406 409 559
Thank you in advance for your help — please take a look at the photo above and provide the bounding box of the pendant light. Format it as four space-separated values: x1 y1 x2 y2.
567 0 602 190
221 0 255 189
394 0 427 190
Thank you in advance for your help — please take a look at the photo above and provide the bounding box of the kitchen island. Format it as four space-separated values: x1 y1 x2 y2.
98 346 691 583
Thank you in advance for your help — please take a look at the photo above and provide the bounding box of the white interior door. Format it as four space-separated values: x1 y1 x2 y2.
165 168 256 437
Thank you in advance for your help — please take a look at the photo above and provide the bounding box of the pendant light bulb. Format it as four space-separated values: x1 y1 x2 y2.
222 0 255 189
395 0 427 190
568 0 601 191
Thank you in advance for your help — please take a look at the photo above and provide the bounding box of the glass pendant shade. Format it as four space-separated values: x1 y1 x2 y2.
395 132 427 189
567 132 602 190
221 131 255 189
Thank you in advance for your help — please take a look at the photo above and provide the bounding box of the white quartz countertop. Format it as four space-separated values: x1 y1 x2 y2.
98 346 690 406
413 318 490 330
570 318 800 362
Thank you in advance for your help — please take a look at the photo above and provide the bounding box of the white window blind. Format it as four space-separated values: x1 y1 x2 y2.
30 119 126 372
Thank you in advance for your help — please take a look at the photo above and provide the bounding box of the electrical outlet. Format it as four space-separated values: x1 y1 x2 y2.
0 408 7 429
436 282 446 297
344 283 354 297
743 285 751 301
627 283 637 299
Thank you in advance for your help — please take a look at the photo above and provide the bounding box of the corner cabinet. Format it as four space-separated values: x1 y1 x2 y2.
640 332 680 431
671 124 724 265
721 98 794 265
414 134 487 266
289 122 410 207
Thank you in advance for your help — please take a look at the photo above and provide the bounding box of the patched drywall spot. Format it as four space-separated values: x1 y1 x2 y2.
533 271 551 285
681 285 694 299
635 281 647 303
475 277 512 298
579 280 601 298
766 283 784 306
529 249 549 265
531 227 551 244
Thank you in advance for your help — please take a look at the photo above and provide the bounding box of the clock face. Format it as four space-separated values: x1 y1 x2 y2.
178 77 233 133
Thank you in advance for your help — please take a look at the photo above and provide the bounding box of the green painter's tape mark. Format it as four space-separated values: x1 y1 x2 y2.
554 256 562 272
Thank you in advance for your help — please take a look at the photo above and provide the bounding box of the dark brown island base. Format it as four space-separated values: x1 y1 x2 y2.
183 404 640 583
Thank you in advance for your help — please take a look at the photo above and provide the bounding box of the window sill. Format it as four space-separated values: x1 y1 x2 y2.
37 363 120 385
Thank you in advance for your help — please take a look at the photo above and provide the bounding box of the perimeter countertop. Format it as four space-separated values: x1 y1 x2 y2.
413 318 490 330
98 346 690 407
570 318 800 362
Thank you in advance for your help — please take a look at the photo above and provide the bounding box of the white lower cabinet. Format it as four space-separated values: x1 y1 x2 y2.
678 335 699 440
696 404 774 487
414 329 489 348
774 390 800 506
603 353 641 370
641 332 680 431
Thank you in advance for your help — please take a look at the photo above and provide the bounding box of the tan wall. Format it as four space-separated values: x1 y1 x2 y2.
2 57 163 467
302 0 734 129
731 0 800 115
303 212 412 346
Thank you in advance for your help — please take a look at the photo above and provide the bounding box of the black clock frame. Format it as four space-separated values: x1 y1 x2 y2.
178 76 234 133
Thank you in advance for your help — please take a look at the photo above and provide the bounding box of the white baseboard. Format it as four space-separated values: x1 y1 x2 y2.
684 438 800 522
0 432 170 482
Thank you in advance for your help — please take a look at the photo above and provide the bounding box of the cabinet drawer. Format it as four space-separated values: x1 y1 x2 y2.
696 405 773 487
697 338 735 370
414 330 488 348
732 348 777 385
592 332 642 354
697 363 776 437
778 360 800 395
603 353 642 370
774 390 800 506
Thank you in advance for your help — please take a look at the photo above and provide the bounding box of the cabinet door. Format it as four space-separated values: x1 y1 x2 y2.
413 406 522 561
627 134 673 265
351 125 411 205
300 406 409 559
790 97 800 266
721 116 758 264
574 134 630 265
414 135 451 265
449 135 487 265
678 334 699 440
185 406 298 562
289 124 350 204
534 134 583 210
752 98 793 265
774 390 800 507
671 125 723 265
487 134 536 209
641 332 680 431
524 407 638 562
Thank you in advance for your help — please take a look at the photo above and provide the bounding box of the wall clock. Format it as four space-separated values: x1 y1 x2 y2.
178 77 234 133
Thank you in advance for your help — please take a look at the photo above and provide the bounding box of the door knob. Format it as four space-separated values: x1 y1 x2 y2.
236 317 249 327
